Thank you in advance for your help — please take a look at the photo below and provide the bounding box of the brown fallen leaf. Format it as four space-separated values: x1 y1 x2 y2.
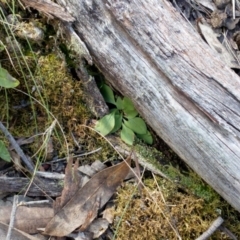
54 157 81 214
78 160 106 177
0 221 40 240
44 155 131 237
198 19 240 69
78 195 100 232
102 202 115 224
86 218 109 239
10 150 25 172
0 205 54 234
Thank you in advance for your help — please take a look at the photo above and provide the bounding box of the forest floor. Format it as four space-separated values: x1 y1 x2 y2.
0 0 240 239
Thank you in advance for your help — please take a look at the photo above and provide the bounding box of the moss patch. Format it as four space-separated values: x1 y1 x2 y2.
113 177 240 239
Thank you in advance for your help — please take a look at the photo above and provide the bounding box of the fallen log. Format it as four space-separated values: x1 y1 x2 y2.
54 0 240 211
0 177 63 197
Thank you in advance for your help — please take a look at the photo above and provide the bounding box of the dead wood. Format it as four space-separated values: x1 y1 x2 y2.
20 0 74 22
0 177 63 197
53 0 240 212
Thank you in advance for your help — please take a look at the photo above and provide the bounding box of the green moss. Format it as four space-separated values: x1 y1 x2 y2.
113 178 240 240
133 143 219 202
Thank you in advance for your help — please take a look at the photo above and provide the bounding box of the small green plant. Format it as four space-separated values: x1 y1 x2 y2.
0 66 19 88
95 84 153 145
0 66 19 162
0 140 11 162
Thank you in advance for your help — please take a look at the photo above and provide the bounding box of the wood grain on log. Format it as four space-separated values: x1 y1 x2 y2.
56 0 240 211
0 177 63 197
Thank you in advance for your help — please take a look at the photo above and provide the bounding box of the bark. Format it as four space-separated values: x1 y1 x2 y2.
55 0 240 211
0 177 63 197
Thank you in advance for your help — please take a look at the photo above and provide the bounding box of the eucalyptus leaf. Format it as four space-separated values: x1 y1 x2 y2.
136 131 153 144
0 67 19 88
0 140 11 162
95 112 115 136
121 124 135 145
124 117 147 135
100 84 116 105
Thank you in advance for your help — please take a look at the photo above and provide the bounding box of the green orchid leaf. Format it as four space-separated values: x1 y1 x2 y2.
120 124 135 145
136 131 153 144
124 117 147 135
122 97 135 111
116 96 123 110
0 140 11 162
95 111 115 136
100 84 116 105
0 67 19 88
124 108 138 119
110 111 123 133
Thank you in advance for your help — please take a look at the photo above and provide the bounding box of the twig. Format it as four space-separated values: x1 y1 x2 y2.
71 131 82 149
6 195 19 240
196 216 224 240
219 226 238 240
44 147 102 163
18 199 50 206
36 171 65 179
133 151 144 193
232 0 236 19
0 121 34 172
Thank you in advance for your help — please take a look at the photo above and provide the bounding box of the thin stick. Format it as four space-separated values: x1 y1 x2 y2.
18 199 50 206
0 121 34 172
133 151 144 193
6 195 19 240
45 147 102 163
232 0 236 19
219 226 238 240
196 216 224 240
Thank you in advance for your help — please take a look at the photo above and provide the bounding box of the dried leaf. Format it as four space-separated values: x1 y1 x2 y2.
78 165 97 177
86 218 109 238
10 150 24 172
0 221 40 240
44 156 131 237
54 157 81 212
78 160 106 177
102 202 115 224
198 20 240 69
90 160 106 172
0 206 54 234
69 231 93 240
195 0 216 11
79 196 100 232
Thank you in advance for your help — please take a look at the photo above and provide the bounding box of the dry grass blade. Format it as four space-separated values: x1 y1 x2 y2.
44 155 131 237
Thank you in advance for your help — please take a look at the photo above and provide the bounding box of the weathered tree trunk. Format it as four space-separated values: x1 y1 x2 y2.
57 0 240 211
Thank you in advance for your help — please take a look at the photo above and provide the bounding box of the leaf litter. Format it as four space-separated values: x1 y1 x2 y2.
0 155 131 239
1 0 240 238
44 155 131 236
